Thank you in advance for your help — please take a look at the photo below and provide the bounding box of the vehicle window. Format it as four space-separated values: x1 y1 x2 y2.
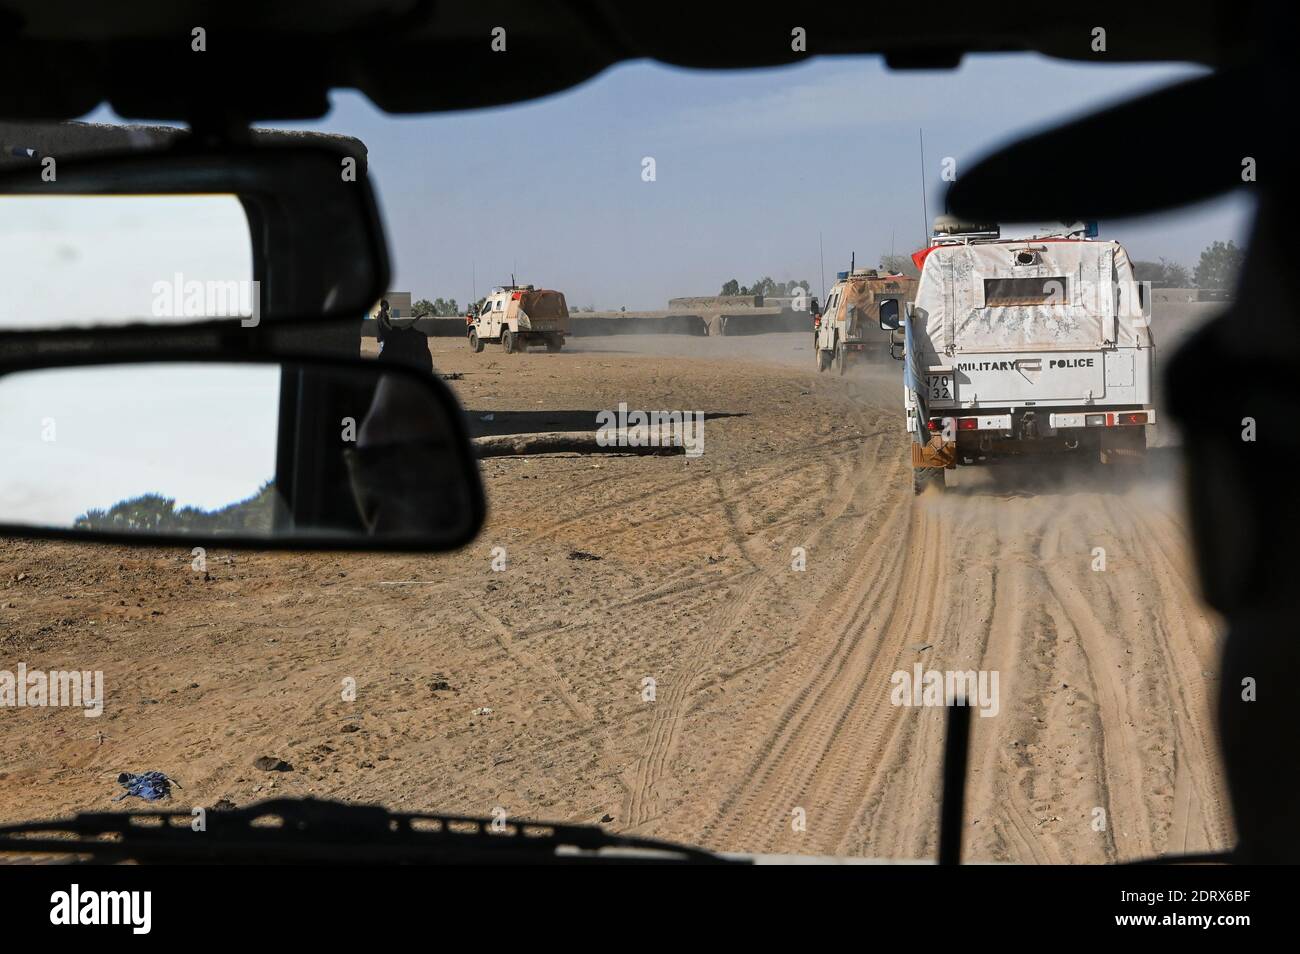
984 276 1070 306
4 54 1254 867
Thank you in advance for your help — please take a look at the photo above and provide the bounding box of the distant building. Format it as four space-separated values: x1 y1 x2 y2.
369 292 412 319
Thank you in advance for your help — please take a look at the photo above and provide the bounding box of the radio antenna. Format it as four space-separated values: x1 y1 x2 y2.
919 128 930 243
819 232 826 300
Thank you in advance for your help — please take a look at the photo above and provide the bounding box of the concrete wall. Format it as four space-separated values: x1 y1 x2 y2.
359 317 466 338
1152 287 1233 304
570 314 708 336
667 295 764 310
718 309 812 336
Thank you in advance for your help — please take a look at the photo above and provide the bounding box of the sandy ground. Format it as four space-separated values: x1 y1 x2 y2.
0 310 1233 862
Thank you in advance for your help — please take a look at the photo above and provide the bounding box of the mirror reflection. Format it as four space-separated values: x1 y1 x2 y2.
0 361 480 546
0 195 253 330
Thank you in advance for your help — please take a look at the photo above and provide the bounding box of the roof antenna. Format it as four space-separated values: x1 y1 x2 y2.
918 128 930 243
819 232 826 300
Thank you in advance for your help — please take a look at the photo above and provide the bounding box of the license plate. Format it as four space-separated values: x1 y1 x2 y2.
926 374 953 401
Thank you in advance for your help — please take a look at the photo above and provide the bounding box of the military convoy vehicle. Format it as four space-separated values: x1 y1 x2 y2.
880 219 1156 492
814 267 918 373
468 284 569 354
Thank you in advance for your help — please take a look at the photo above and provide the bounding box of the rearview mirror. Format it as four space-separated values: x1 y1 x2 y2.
0 354 484 550
878 298 901 330
0 141 388 330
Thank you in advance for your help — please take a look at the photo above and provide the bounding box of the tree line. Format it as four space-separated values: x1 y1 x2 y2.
721 239 1243 296
74 483 277 534
718 277 812 297
1132 240 1242 289
411 297 463 318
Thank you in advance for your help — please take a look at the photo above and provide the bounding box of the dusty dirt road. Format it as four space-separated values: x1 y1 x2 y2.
0 320 1231 862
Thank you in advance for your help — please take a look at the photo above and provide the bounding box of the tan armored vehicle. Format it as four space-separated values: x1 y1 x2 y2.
814 268 918 373
468 284 569 353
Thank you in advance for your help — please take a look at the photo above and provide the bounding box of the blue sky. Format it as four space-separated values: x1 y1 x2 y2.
72 52 1253 312
263 53 1253 310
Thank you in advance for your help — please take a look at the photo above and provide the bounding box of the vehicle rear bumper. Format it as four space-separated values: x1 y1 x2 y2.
923 407 1156 434
1049 409 1156 428
915 407 1155 465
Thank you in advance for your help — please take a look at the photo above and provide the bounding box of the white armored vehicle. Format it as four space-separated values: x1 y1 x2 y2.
880 220 1155 492
469 283 569 354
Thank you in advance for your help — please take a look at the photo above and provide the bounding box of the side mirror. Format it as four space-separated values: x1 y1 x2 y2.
0 352 484 550
879 298 901 330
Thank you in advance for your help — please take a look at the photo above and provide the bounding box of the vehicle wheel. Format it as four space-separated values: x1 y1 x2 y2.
943 466 961 489
836 344 847 376
502 330 516 354
912 467 945 495
546 335 562 353
817 349 831 373
469 330 483 353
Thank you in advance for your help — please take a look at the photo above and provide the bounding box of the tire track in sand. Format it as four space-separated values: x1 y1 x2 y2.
695 451 930 853
623 428 895 832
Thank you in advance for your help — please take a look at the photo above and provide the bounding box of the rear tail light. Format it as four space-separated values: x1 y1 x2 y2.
926 419 940 432
1120 412 1148 425
958 418 978 430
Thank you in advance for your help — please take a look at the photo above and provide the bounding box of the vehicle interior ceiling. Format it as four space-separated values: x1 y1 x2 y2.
0 0 1290 862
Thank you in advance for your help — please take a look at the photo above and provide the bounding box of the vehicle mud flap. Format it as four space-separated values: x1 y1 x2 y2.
911 436 955 495
1099 426 1147 465
911 435 956 469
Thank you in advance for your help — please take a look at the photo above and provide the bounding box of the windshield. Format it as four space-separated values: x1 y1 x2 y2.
0 53 1250 864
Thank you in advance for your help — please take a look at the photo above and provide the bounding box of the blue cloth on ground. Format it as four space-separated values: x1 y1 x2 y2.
114 771 177 802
